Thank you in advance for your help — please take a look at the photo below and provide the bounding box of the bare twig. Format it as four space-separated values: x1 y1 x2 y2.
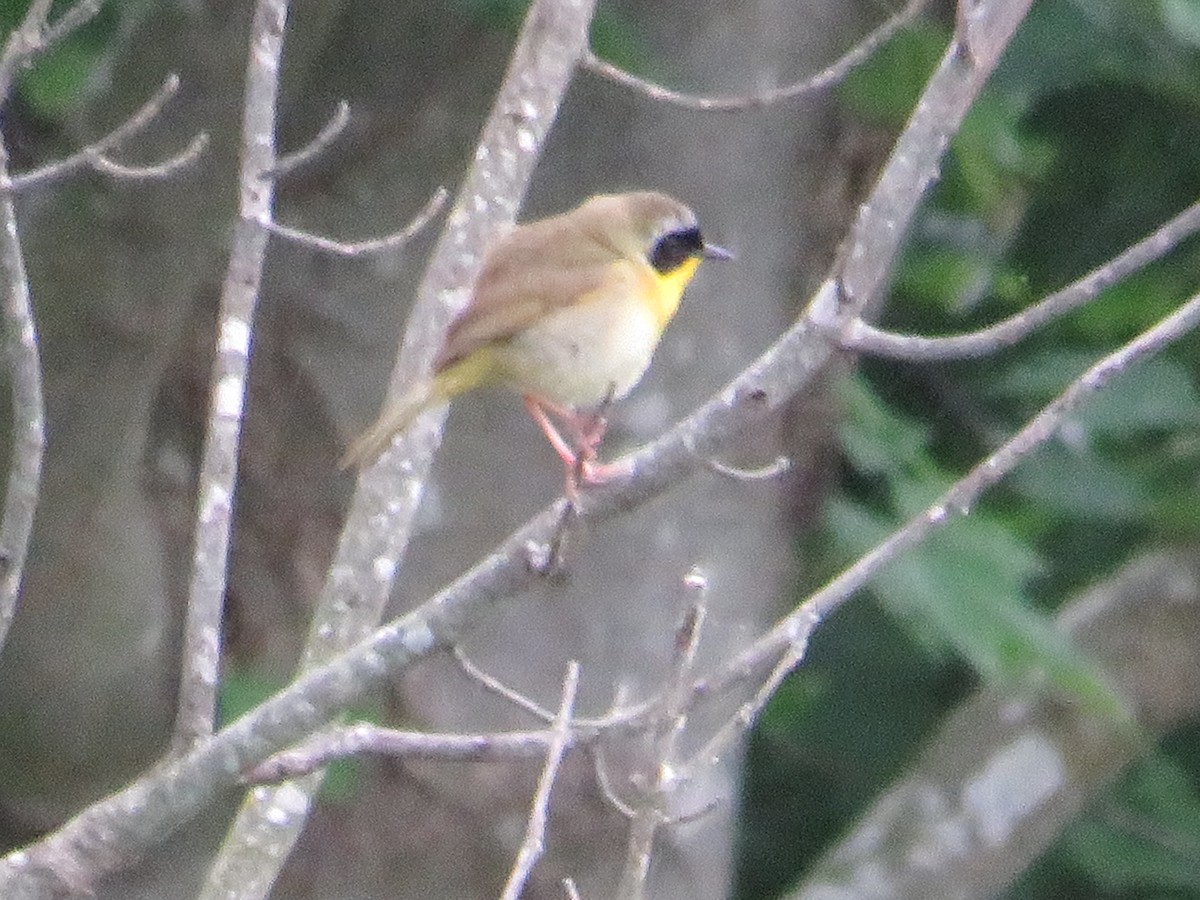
8 75 205 191
268 99 351 177
265 185 448 257
842 196 1200 361
687 611 815 777
698 286 1200 708
615 598 707 900
583 0 926 111
85 132 209 182
454 645 559 722
247 721 562 782
563 877 583 900
703 453 792 482
500 661 580 900
40 0 105 53
592 746 637 819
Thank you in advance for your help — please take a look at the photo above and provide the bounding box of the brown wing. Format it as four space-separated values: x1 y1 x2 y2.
435 214 619 369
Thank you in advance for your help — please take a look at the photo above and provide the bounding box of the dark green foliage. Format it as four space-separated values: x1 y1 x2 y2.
737 1 1200 897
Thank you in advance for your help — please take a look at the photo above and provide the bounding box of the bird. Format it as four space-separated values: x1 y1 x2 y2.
339 190 731 493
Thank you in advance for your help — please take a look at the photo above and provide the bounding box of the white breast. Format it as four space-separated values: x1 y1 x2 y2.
496 292 662 408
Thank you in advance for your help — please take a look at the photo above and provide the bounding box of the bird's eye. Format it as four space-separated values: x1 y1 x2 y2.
649 226 704 274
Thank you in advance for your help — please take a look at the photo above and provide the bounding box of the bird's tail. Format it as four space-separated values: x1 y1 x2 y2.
338 352 494 470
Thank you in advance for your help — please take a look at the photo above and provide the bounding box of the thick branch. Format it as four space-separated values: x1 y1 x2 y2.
787 551 1200 899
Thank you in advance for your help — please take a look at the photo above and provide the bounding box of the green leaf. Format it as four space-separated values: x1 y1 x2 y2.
988 351 1200 439
834 375 1127 717
836 375 930 476
1010 446 1151 521
894 246 995 313
826 495 1124 718
758 672 827 738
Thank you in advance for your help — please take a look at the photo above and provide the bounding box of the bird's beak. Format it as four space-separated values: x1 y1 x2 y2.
702 243 734 261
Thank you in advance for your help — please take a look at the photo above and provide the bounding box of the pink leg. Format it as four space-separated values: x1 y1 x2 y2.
522 396 627 497
531 396 609 457
523 396 582 469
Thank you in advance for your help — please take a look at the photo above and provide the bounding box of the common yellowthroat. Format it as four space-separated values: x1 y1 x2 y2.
340 191 730 483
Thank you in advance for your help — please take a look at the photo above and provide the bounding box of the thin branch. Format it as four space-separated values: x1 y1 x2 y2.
0 146 44 654
0 0 56 656
582 0 927 111
592 746 637 819
454 645 559 723
8 74 200 191
500 661 580 900
616 599 707 900
267 100 351 177
655 601 706 760
172 0 285 758
697 286 1200 708
87 132 209 181
265 185 448 257
454 645 655 733
842 195 1200 361
664 797 722 828
247 722 561 782
686 615 814 777
563 878 583 900
40 0 105 53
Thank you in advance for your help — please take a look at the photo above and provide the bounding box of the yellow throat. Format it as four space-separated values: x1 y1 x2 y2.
647 255 703 331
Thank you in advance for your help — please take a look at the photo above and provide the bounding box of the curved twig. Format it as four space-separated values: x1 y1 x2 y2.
583 0 926 111
8 74 201 191
268 99 352 177
87 132 210 182
842 196 1200 362
265 185 448 257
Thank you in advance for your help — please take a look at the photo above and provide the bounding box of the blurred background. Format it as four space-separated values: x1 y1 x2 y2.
0 0 1198 898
